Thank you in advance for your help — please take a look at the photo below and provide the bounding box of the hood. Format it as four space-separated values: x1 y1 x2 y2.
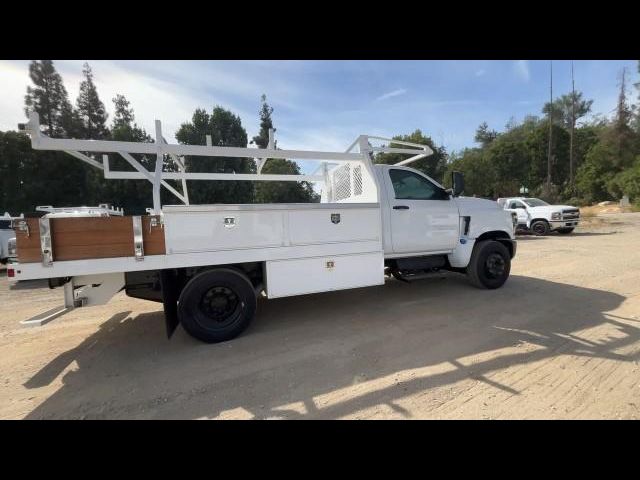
454 196 501 212
528 204 578 213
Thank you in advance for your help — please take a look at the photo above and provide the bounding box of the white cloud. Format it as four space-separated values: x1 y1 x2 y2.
0 60 304 143
514 60 530 82
376 88 407 101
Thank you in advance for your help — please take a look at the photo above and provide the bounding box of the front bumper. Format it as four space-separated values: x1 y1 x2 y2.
549 219 580 228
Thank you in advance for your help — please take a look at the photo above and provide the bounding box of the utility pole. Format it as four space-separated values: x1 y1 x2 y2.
569 61 575 189
546 60 553 195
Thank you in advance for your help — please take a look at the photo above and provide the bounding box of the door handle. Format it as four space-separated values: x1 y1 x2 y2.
393 205 410 210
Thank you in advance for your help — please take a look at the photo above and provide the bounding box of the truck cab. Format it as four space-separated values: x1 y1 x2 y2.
497 197 580 236
375 164 515 257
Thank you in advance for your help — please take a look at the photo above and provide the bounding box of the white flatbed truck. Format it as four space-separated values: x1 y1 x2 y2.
8 112 517 343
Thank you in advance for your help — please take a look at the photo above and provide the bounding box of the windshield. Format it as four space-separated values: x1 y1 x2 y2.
523 198 549 207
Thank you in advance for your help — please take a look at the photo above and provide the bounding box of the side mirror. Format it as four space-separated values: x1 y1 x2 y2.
451 171 465 197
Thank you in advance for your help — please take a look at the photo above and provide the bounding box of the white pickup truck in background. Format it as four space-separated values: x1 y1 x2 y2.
498 197 581 236
8 113 517 343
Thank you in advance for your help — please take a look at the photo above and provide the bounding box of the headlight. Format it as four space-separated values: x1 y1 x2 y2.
7 237 16 257
551 212 562 220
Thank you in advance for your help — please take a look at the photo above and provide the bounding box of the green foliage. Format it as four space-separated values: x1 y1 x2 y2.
97 95 156 214
452 76 640 205
251 94 275 149
542 91 593 128
24 60 75 138
374 130 447 183
444 149 496 197
474 122 497 147
575 140 617 203
0 130 94 214
607 157 640 201
252 95 318 203
75 63 109 139
254 159 319 203
176 107 255 204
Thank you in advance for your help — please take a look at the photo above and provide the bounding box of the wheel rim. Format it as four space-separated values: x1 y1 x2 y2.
533 223 546 235
484 253 506 279
198 286 242 329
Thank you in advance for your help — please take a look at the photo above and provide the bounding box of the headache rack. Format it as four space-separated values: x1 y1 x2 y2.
19 112 433 214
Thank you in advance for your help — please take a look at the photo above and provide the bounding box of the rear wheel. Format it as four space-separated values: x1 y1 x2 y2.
466 240 511 289
557 227 575 234
177 268 257 343
530 220 550 236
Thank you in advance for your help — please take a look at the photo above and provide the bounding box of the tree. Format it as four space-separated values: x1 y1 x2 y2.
542 92 593 129
474 122 497 147
252 95 318 203
0 130 92 213
608 156 640 202
112 94 136 132
374 130 448 183
575 75 636 204
575 139 617 203
24 60 75 137
93 95 156 214
444 148 496 198
76 62 109 139
20 61 93 211
251 94 275 149
611 67 635 168
634 61 640 132
176 106 255 204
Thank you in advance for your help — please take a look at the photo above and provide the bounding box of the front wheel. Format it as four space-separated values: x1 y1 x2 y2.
557 227 575 234
466 240 511 289
530 220 550 236
177 268 257 343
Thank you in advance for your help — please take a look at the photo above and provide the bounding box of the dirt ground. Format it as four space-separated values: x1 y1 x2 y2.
1 214 639 420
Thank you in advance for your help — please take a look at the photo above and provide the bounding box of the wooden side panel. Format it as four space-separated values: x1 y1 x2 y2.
51 217 134 261
14 215 166 263
142 215 166 255
15 218 42 264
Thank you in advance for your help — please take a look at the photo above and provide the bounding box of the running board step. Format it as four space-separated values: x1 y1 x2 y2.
20 305 72 327
391 270 447 283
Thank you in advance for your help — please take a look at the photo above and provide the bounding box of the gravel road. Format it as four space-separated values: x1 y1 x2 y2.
1 213 639 419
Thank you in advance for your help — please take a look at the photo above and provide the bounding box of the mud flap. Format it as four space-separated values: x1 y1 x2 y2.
159 269 179 338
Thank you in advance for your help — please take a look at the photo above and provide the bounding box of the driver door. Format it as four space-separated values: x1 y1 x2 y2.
506 200 528 225
383 168 460 254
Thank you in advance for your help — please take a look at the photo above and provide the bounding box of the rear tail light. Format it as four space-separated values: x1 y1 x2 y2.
7 267 15 278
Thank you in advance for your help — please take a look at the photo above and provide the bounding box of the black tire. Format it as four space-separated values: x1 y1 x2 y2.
557 227 575 234
177 268 257 343
530 220 550 236
466 240 511 289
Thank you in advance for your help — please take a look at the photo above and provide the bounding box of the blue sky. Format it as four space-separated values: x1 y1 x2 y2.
1 60 638 173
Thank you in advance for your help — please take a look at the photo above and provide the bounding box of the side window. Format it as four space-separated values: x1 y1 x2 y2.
389 169 448 201
508 201 519 209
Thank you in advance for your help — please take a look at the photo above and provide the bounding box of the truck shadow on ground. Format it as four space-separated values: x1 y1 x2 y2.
23 274 637 419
